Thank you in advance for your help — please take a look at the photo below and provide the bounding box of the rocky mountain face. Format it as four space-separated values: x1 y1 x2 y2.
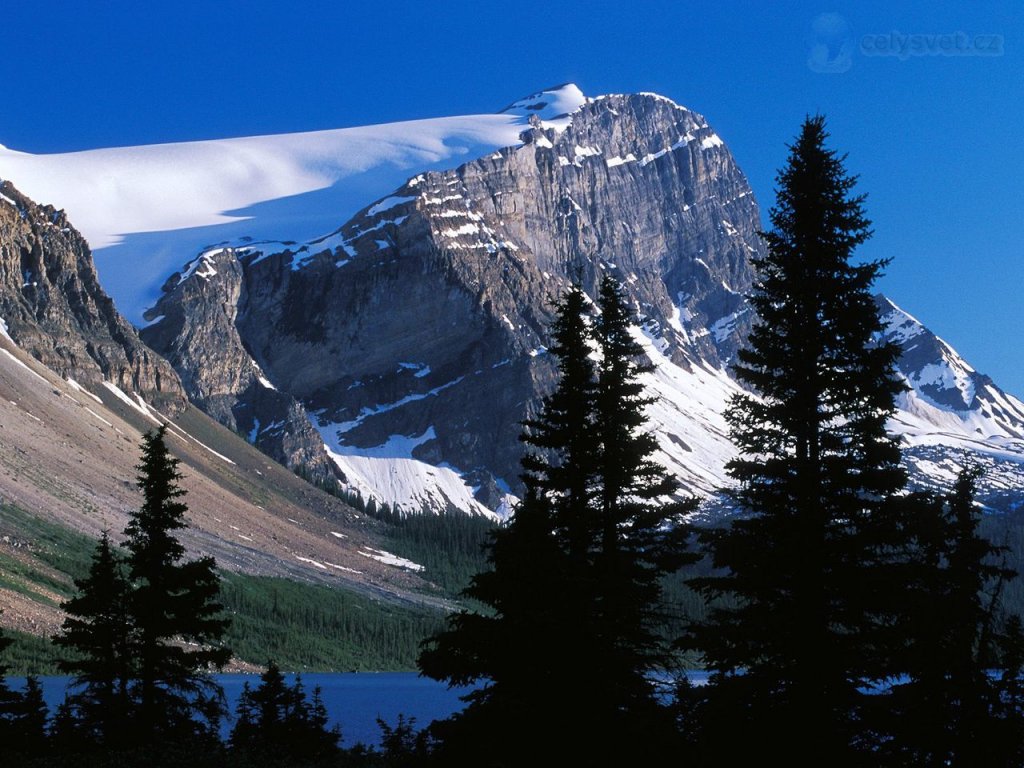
8 85 1017 516
141 92 763 508
877 295 1024 509
0 181 185 411
139 247 344 484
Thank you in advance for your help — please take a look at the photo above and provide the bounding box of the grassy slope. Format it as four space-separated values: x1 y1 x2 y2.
0 502 447 675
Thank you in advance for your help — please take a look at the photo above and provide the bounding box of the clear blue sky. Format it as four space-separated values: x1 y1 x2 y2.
1 1 1021 393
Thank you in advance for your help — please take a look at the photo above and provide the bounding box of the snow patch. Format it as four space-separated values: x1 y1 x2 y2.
67 378 104 404
606 153 637 168
358 547 425 572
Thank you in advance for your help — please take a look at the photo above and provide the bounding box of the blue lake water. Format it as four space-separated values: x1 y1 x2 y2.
12 672 474 748
14 670 710 747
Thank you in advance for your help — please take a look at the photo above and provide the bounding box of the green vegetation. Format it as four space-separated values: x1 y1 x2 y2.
371 507 495 595
0 503 97 600
219 573 444 671
2 630 70 676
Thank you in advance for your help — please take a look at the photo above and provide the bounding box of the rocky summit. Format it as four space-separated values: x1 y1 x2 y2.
140 90 763 513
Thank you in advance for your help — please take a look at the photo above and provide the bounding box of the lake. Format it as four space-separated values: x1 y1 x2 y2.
15 670 710 747
13 672 474 748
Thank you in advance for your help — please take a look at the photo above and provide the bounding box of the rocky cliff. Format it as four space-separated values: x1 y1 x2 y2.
141 92 763 505
0 181 186 411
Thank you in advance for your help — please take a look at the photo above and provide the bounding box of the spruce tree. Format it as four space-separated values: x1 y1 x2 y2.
125 424 231 741
54 531 133 746
230 662 340 764
888 467 1021 765
590 276 692 715
686 116 911 763
421 280 691 765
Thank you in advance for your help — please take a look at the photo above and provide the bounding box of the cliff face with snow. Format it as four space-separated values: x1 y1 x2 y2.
3 85 1024 515
138 90 762 510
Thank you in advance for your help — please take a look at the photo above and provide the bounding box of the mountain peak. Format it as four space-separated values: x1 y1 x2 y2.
499 83 588 122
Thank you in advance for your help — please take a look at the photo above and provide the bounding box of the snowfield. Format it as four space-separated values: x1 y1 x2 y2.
0 85 587 324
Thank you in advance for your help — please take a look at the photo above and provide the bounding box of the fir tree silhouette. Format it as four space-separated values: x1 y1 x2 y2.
686 116 914 764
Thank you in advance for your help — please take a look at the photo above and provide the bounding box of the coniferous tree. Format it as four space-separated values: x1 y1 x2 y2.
230 662 340 764
0 615 22 744
54 531 133 746
7 675 48 754
686 116 913 764
125 424 231 741
990 614 1024 765
421 279 691 765
589 275 693 727
887 466 1021 765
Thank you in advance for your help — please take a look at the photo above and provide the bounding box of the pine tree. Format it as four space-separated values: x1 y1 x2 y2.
54 530 133 746
230 662 340 764
686 116 912 763
421 279 691 765
124 424 231 741
887 466 1022 765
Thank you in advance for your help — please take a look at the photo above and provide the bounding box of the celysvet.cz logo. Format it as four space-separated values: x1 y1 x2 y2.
807 13 1004 73
861 31 1004 60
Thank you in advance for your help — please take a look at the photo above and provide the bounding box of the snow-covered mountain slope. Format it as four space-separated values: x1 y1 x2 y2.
0 85 586 324
879 295 1024 445
136 88 763 516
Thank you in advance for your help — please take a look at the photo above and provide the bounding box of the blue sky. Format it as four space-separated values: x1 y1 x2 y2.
1 1 1021 393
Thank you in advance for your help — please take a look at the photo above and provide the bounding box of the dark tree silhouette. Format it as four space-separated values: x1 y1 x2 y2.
0 614 24 745
686 116 913 764
421 278 692 765
230 661 340 764
7 675 48 753
54 531 133 746
887 466 1022 765
125 424 231 741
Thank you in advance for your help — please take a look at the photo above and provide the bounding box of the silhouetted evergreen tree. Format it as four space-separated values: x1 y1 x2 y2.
125 424 231 742
0 615 24 746
421 280 692 765
520 281 598 562
6 675 48 754
589 275 693 736
686 116 913 764
375 714 432 766
990 614 1024 765
230 662 340 765
886 467 1022 765
54 531 133 746
47 428 231 761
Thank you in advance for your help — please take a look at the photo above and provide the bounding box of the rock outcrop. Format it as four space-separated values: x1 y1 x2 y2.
0 181 186 411
139 246 344 484
135 89 1024 514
